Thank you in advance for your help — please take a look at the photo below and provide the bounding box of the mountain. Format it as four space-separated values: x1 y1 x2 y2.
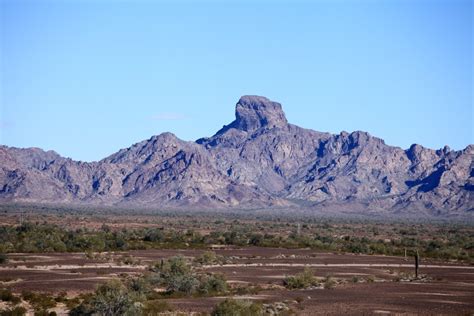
1 95 473 215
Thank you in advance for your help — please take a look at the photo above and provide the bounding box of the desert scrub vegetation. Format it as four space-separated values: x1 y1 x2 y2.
69 256 229 315
141 299 174 315
323 276 336 289
0 288 65 316
149 256 228 296
283 267 319 289
0 289 21 305
0 209 472 262
66 258 272 315
70 280 139 316
21 291 57 315
0 289 26 316
211 298 264 316
0 254 7 265
193 251 227 266
211 299 293 316
0 306 28 316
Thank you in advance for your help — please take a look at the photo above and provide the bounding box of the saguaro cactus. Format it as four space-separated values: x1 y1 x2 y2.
414 250 420 279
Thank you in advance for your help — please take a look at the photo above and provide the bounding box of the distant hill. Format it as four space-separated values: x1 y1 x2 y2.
1 95 473 216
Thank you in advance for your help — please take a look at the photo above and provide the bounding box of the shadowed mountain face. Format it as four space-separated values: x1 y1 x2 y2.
1 96 473 215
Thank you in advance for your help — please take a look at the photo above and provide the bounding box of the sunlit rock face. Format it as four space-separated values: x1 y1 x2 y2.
233 95 288 132
1 96 472 215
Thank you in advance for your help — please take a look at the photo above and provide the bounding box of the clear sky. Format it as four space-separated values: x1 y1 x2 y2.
0 0 472 162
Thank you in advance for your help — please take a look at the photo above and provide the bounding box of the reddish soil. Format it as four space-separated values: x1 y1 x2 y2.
1 248 473 314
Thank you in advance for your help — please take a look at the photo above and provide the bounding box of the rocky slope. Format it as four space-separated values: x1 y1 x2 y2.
1 95 472 215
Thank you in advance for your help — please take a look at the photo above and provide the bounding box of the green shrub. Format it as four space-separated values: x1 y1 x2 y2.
54 291 67 303
0 289 14 302
153 256 189 276
163 256 190 276
90 280 135 316
20 291 33 301
198 274 227 295
0 289 20 305
118 255 140 266
324 276 336 289
284 267 317 289
141 300 173 315
0 306 27 316
70 280 137 316
211 298 263 316
0 254 7 265
143 229 163 242
21 291 56 314
194 251 218 265
166 274 199 295
148 256 229 297
126 277 151 298
233 284 261 296
69 302 93 316
64 296 81 310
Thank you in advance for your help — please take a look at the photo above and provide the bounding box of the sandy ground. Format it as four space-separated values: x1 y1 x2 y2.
0 248 473 315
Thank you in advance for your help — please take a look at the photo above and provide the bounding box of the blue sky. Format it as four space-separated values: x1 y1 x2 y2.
0 0 472 162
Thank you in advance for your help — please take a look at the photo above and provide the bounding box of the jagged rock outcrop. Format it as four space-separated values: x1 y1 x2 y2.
215 95 288 133
1 95 472 215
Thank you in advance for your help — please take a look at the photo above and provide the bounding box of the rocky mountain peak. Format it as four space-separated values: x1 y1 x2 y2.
235 95 288 132
1 95 472 214
223 95 288 133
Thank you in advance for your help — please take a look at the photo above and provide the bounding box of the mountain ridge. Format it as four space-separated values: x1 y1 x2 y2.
1 95 473 215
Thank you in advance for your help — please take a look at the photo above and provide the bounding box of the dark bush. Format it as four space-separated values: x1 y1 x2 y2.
143 229 163 242
0 289 20 305
0 289 15 302
0 306 27 316
199 274 227 295
21 291 56 314
0 254 7 264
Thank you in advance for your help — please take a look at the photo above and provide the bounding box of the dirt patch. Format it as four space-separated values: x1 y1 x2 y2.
1 248 473 314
